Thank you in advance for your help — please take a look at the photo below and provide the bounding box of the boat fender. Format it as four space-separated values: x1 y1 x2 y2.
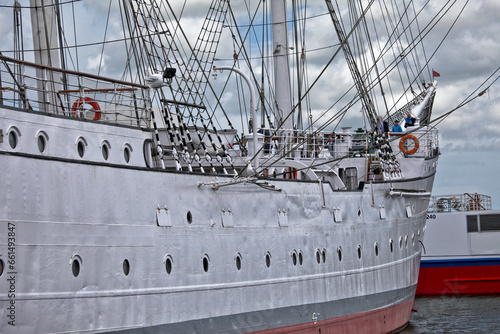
71 97 102 121
399 134 419 155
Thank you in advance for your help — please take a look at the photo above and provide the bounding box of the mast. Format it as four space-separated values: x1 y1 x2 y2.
30 0 61 113
271 0 293 130
30 0 60 68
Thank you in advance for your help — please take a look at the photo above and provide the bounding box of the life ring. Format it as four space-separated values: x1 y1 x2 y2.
399 134 419 155
71 97 101 121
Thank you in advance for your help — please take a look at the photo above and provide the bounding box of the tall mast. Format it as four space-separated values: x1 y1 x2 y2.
30 0 60 68
30 0 60 113
271 0 293 130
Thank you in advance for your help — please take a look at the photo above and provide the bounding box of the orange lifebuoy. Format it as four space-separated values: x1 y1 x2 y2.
399 134 419 155
71 97 101 121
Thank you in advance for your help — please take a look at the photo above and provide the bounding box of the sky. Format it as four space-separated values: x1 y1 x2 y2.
1 0 499 208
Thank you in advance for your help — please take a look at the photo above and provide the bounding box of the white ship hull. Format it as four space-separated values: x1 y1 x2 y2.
0 109 436 333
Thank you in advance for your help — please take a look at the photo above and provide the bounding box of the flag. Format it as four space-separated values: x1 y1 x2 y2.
432 69 440 77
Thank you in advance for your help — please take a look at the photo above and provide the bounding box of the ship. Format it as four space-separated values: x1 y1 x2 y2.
0 0 452 333
417 193 500 296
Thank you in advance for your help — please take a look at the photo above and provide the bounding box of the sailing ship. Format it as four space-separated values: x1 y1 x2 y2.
0 0 456 332
417 193 500 295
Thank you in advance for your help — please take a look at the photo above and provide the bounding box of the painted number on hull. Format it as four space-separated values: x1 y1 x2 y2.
426 214 436 219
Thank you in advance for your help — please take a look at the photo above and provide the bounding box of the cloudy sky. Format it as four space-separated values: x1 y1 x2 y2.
1 0 499 208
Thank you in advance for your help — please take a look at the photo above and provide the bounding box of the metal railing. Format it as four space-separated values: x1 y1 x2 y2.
0 55 151 127
428 193 492 212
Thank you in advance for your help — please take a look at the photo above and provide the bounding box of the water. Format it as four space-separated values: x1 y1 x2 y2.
401 296 500 333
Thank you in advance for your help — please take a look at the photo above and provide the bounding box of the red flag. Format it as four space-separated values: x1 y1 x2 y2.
432 70 440 77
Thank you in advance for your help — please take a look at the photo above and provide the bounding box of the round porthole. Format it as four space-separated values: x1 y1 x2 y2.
412 233 415 246
186 211 193 224
165 255 173 275
37 134 46 153
357 245 362 259
292 250 298 266
390 239 394 253
202 254 210 272
72 259 80 277
374 243 379 256
123 259 130 276
322 249 326 263
76 137 87 158
265 252 271 268
124 146 131 163
405 235 408 248
102 144 109 161
0 259 4 277
8 131 18 149
399 237 403 250
357 209 362 218
316 249 321 264
337 246 343 262
235 253 242 270
298 251 303 265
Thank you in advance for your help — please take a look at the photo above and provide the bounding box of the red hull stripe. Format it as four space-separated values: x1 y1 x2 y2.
417 264 500 295
249 299 414 334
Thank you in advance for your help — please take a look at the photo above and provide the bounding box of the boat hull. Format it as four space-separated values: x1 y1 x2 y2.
417 209 500 296
0 109 435 333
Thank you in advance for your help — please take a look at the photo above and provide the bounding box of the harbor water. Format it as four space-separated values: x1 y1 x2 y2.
401 296 500 333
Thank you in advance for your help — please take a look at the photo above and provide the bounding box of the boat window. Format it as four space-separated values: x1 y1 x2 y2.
0 259 4 277
316 249 321 264
479 214 500 231
337 246 343 261
389 239 394 253
36 131 48 153
76 137 87 158
123 259 130 276
265 252 272 268
322 248 326 263
235 252 242 270
164 254 173 275
374 243 379 256
357 245 362 259
72 259 80 277
7 127 21 149
202 254 210 272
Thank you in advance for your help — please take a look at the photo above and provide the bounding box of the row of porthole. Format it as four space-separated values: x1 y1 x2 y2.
60 233 420 279
5 127 133 163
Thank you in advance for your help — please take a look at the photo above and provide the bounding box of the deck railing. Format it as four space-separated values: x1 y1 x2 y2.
428 193 492 212
0 55 150 127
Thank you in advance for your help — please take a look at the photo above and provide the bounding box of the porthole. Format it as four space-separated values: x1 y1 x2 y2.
235 253 242 270
123 259 130 276
322 249 326 263
399 237 403 249
316 249 321 264
298 251 303 265
0 259 5 277
164 255 173 275
357 209 362 218
124 146 131 163
357 245 362 259
186 211 193 224
337 246 343 261
374 243 379 256
202 254 210 272
265 252 271 268
405 235 408 248
292 251 298 266
101 142 110 161
389 239 394 253
8 130 18 149
37 134 46 153
76 137 88 158
72 259 80 277
412 233 415 246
